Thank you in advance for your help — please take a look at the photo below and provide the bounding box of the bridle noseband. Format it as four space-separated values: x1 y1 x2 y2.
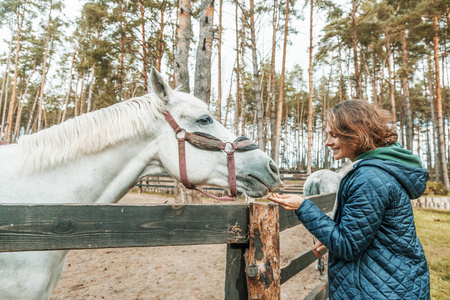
163 111 259 201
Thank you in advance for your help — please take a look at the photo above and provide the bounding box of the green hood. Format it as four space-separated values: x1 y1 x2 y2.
354 142 423 168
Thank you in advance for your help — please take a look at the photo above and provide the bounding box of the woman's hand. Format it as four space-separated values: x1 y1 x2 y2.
313 240 327 259
267 193 304 211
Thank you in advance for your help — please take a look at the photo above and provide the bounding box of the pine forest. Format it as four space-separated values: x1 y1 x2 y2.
0 0 449 190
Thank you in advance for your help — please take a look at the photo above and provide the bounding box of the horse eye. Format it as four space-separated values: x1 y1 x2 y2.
197 116 213 125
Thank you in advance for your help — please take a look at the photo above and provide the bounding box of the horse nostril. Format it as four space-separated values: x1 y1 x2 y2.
269 161 279 174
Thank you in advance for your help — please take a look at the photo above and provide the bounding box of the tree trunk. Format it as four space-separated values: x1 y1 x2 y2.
385 29 396 122
87 63 96 113
74 72 81 117
351 0 362 99
269 0 278 159
249 0 264 148
298 98 304 170
273 0 289 162
239 12 247 136
426 119 432 179
399 29 413 150
5 7 24 142
224 65 235 126
14 91 24 140
37 0 52 131
139 0 148 93
426 44 439 181
194 0 214 104
174 0 191 93
338 41 343 102
79 67 87 115
433 15 449 189
157 4 165 72
234 1 240 133
216 0 223 122
37 0 53 132
372 52 379 106
118 0 128 101
295 94 300 167
307 0 314 174
283 100 289 168
378 55 386 107
25 88 40 134
0 35 13 139
14 58 36 139
323 72 330 169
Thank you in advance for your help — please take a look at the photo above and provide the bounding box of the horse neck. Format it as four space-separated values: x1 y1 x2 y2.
71 137 163 204
9 137 162 205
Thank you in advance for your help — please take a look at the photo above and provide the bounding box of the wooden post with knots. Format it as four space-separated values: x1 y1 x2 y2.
245 202 280 299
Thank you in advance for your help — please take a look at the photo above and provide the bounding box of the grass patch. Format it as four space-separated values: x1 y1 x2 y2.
414 209 450 299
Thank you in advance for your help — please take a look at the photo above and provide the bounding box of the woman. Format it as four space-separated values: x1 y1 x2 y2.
268 100 430 299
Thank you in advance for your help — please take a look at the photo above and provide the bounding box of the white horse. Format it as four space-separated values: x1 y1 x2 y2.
303 169 341 197
303 162 353 197
0 68 281 300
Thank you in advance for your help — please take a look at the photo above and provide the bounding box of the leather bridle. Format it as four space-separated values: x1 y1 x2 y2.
163 110 259 201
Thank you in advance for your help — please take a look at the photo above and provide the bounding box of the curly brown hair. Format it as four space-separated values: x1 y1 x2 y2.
325 100 398 155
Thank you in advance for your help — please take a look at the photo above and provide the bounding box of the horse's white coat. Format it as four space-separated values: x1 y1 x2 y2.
0 69 281 300
303 161 355 218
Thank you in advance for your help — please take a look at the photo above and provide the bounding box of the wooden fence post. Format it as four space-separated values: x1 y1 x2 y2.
245 202 280 299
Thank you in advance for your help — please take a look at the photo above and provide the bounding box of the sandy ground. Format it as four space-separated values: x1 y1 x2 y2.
50 192 327 300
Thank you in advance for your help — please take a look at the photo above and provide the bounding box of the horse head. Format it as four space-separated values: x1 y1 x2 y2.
147 68 281 198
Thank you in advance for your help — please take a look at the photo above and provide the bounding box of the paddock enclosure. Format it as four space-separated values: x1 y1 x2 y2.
0 190 334 299
136 171 309 196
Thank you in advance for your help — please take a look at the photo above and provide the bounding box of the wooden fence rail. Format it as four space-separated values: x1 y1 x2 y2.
0 193 335 299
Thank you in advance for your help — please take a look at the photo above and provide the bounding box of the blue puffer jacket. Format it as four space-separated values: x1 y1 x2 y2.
296 159 430 299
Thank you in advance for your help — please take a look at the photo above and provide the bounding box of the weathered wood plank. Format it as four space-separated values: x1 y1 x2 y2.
304 280 328 300
225 243 248 300
308 193 336 213
280 248 328 285
279 209 301 231
0 204 249 251
279 193 336 232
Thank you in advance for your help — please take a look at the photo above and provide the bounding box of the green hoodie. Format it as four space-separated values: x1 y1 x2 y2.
354 142 423 168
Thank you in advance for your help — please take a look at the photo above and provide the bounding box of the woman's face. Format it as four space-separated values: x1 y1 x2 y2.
325 125 357 161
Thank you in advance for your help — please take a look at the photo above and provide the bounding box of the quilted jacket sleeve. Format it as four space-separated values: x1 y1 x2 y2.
296 167 391 261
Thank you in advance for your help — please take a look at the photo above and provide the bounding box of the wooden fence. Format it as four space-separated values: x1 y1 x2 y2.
0 193 335 299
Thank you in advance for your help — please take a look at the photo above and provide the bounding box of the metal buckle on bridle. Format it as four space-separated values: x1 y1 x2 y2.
175 129 186 141
221 142 235 154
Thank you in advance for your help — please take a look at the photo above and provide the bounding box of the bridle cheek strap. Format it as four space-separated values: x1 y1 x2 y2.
162 112 193 189
225 149 237 197
162 110 258 202
177 136 192 189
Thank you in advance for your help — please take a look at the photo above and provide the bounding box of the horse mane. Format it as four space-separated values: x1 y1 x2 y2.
19 93 165 174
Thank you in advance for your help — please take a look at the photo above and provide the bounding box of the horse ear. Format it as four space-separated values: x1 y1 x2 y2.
149 67 174 105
